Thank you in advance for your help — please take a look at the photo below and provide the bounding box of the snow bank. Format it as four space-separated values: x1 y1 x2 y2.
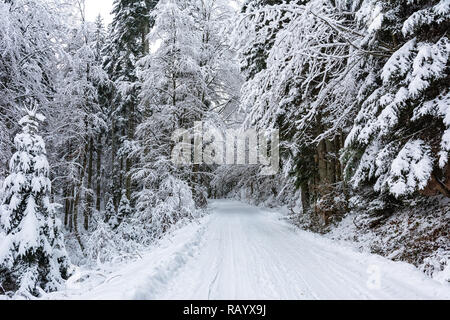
44 216 210 300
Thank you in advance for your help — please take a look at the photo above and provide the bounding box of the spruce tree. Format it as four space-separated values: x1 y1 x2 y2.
103 0 159 205
241 0 309 80
344 0 450 200
108 193 130 230
104 198 116 224
0 106 70 297
118 191 132 222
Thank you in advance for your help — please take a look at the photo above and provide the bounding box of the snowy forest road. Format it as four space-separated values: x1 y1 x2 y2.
61 200 450 300
156 200 450 300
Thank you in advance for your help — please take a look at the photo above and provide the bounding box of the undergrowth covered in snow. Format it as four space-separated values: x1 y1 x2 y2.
325 196 450 284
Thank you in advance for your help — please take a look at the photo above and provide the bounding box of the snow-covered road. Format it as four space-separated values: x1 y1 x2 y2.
157 200 449 300
55 200 450 300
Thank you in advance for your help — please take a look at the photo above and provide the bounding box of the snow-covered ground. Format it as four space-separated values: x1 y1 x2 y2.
47 200 450 300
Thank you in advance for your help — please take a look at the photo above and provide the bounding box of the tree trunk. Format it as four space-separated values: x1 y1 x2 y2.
83 137 94 230
96 135 102 212
142 24 150 54
68 185 74 232
335 135 342 183
301 185 310 213
326 139 336 184
73 144 88 252
126 100 134 200
317 140 328 184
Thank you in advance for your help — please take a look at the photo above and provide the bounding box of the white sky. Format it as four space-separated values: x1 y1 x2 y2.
85 0 114 25
84 0 242 26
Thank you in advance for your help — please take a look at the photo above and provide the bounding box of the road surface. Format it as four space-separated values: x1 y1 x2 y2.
59 200 450 300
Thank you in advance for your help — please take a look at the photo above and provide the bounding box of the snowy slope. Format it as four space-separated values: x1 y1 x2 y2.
48 200 450 300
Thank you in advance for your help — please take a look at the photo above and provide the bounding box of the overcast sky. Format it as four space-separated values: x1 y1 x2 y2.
85 0 114 25
84 0 242 26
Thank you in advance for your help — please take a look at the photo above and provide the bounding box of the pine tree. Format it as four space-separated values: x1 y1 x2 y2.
240 0 294 80
117 191 132 222
104 0 159 205
108 211 120 230
104 198 116 224
0 106 70 297
108 193 131 230
344 0 450 201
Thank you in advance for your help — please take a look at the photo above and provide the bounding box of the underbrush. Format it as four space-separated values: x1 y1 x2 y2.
324 196 450 284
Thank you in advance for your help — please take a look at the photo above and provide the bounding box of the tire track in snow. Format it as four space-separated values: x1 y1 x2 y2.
158 200 450 300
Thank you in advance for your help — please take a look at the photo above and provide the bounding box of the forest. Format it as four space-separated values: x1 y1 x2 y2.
0 0 449 299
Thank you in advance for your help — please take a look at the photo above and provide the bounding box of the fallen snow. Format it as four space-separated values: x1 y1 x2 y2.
45 200 450 300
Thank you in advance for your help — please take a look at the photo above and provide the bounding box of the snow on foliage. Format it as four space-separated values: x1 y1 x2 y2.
409 38 449 98
84 219 122 265
1 0 449 298
0 107 70 297
344 1 450 198
381 39 416 84
0 0 68 179
402 0 450 36
388 140 434 198
132 0 239 239
149 177 196 238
